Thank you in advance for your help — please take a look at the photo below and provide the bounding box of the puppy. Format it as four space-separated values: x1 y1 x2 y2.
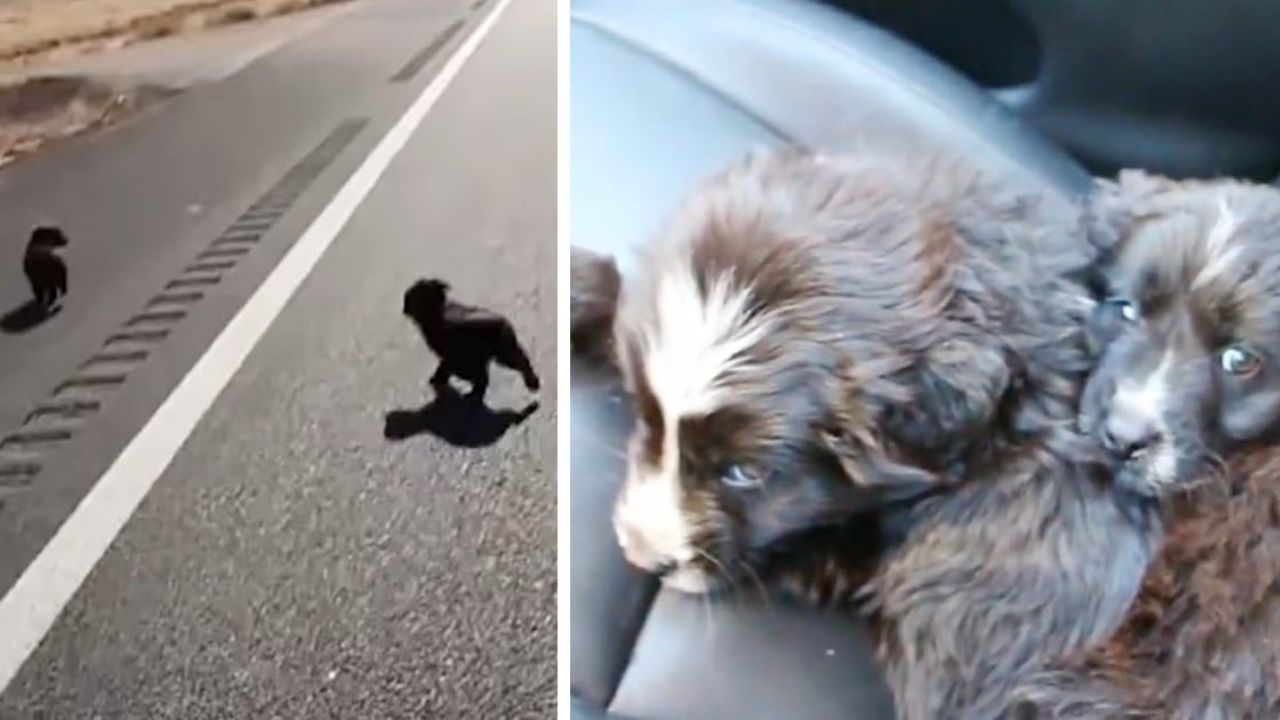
573 148 1169 719
1007 174 1280 719
24 225 68 310
402 278 539 400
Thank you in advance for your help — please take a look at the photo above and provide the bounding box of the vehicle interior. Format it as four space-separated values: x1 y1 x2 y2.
568 0 1280 717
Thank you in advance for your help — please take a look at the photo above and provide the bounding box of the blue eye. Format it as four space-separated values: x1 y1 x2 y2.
720 464 761 489
1107 298 1139 322
1220 345 1262 377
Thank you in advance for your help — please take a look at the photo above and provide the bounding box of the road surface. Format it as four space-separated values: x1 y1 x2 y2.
0 0 556 716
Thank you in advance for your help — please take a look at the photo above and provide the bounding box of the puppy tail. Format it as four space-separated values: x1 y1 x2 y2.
570 246 620 366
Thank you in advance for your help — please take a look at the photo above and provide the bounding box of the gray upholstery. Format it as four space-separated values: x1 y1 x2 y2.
569 0 1090 717
1001 0 1280 180
827 0 1041 89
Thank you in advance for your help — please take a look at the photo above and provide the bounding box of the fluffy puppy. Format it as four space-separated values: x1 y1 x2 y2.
1006 174 1280 719
402 278 540 400
573 147 1178 719
24 225 68 310
571 149 1102 595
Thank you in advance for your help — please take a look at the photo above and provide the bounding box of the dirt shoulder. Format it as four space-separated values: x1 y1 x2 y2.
0 0 347 67
0 0 350 168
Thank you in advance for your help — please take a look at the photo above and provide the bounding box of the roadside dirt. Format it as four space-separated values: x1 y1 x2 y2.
0 75 172 168
0 0 350 168
0 0 349 66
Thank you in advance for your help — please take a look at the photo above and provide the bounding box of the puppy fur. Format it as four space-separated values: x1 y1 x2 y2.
24 225 68 310
1006 174 1280 718
402 278 539 400
569 246 620 365
1009 453 1280 720
572 148 1163 718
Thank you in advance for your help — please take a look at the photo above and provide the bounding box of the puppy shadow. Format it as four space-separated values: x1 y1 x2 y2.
383 385 539 448
1 299 60 334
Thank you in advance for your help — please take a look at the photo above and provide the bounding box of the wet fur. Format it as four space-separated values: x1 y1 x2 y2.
24 226 68 309
402 278 539 400
571 149 1162 718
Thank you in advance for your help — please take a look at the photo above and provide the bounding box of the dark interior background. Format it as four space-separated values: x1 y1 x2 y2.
825 0 1280 181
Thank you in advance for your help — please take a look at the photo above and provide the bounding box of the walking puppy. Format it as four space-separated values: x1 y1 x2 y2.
24 225 68 310
402 278 540 400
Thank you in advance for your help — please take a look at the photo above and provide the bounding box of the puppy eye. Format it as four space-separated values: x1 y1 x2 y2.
1106 298 1139 323
1220 345 1262 377
719 464 762 489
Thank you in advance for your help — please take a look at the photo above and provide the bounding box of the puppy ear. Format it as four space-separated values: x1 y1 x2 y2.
818 379 942 500
819 421 940 501
570 246 621 364
879 340 1012 469
1085 170 1176 256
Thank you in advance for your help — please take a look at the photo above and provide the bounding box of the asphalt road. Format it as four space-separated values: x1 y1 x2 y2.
0 0 555 716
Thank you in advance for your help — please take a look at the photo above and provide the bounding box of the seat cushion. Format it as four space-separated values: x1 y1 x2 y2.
569 0 1090 717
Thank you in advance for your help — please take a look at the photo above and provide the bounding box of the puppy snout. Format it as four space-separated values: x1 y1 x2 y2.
614 516 668 573
1101 413 1160 459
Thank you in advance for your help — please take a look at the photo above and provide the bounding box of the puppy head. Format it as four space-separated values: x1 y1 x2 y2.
29 226 68 249
403 278 449 318
1080 171 1280 498
610 150 1058 594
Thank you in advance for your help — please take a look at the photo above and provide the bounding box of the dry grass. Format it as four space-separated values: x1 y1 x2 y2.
130 12 192 41
0 0 353 64
0 0 352 170
0 76 171 168
210 6 260 27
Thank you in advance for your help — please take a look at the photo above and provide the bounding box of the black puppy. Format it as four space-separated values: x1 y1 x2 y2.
402 278 540 400
24 226 68 310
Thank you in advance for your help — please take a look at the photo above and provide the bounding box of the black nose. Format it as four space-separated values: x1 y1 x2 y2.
652 561 677 577
1101 417 1159 458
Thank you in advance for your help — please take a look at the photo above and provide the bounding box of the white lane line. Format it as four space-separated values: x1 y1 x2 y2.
0 0 514 693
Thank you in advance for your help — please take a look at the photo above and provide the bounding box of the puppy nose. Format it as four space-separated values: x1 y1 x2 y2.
1102 415 1159 458
615 519 666 573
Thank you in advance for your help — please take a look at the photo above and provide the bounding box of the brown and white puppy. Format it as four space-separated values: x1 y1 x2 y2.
1006 175 1280 719
571 150 1179 720
1078 171 1280 497
572 146 1101 593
